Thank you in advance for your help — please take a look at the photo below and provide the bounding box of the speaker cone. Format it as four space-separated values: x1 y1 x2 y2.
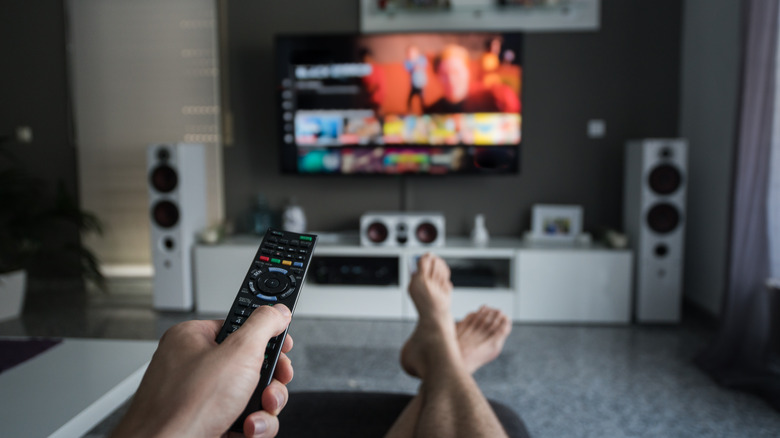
150 165 178 193
648 164 682 195
366 222 389 243
646 203 680 234
152 200 180 228
415 222 438 244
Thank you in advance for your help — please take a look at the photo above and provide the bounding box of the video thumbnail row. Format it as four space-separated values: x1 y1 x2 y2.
297 146 516 175
294 111 521 147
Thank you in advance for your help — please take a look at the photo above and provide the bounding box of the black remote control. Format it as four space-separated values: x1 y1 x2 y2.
215 228 317 433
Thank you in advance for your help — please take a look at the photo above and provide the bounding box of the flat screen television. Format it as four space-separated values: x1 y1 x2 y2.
276 32 523 175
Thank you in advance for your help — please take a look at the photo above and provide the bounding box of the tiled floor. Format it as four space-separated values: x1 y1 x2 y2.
2 288 779 437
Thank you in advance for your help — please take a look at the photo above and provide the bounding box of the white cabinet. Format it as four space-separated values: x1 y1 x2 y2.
516 248 632 323
194 235 632 323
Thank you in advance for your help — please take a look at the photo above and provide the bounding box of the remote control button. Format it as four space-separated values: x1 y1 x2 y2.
293 262 303 268
301 241 312 248
255 293 278 302
271 230 283 236
268 267 288 274
259 256 270 262
282 260 292 266
264 277 281 289
300 236 313 241
233 316 245 324
271 258 281 264
280 239 290 245
238 297 252 306
290 240 299 247
298 249 307 254
234 308 251 316
261 248 272 254
229 324 240 333
279 287 295 299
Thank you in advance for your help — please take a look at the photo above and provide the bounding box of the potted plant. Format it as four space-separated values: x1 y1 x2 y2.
0 138 104 321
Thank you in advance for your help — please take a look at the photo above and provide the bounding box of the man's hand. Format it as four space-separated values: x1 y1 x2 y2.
112 304 295 438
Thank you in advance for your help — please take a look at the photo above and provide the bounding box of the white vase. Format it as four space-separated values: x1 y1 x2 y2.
0 270 26 321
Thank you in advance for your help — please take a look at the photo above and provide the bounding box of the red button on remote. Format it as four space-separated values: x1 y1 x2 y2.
259 256 270 262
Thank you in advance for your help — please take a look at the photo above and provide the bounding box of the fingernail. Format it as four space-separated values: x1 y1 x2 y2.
276 391 285 409
253 417 268 435
275 304 292 317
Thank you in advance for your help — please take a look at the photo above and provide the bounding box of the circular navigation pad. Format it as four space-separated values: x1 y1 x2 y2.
259 272 290 295
249 266 297 301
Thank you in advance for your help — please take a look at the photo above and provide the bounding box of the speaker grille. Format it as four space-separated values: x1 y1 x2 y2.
415 222 439 244
150 165 178 193
646 203 680 234
366 222 389 243
152 200 180 228
648 164 682 195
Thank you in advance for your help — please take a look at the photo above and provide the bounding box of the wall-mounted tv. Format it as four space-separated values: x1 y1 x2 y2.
276 32 523 175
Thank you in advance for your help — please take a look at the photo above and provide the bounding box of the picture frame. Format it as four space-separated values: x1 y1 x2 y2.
530 204 583 243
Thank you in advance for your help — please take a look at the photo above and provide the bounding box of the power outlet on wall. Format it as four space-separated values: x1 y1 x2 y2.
587 119 606 139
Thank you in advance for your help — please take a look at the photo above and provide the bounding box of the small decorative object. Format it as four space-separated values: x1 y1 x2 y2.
471 214 490 246
529 204 583 243
282 198 307 233
251 195 273 236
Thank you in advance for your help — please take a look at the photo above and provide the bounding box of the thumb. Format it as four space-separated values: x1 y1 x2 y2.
221 304 292 360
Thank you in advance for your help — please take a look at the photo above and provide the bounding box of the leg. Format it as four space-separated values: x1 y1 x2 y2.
385 254 511 438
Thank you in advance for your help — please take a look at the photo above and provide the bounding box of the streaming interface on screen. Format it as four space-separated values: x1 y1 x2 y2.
277 33 523 175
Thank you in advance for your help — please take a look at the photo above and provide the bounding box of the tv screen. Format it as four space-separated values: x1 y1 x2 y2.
276 32 523 175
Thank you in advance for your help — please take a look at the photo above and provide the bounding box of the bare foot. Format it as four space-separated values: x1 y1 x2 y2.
400 253 460 379
456 306 512 374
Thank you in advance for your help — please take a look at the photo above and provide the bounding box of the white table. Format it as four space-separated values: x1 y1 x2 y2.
0 338 158 437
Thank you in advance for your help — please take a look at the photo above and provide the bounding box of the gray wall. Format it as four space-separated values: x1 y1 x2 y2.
222 0 683 236
680 0 741 316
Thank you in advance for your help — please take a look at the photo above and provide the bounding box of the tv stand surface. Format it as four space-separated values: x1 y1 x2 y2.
194 235 632 323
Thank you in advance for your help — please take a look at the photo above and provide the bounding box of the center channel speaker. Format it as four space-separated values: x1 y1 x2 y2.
360 212 445 247
147 143 208 311
623 139 687 323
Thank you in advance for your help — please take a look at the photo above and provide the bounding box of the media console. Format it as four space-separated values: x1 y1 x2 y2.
194 235 632 323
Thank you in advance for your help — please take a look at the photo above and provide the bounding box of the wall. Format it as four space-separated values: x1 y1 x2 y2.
222 0 683 236
0 1 83 282
679 0 742 316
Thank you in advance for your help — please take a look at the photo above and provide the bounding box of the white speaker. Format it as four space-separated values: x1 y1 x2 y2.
623 139 687 323
147 143 208 311
360 212 445 247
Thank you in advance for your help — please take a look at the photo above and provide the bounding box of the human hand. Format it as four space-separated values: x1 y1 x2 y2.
112 304 295 438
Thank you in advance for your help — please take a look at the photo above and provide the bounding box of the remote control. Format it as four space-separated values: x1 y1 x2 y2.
215 228 317 433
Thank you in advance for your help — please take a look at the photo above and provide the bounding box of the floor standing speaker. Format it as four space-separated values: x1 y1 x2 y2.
623 139 688 323
147 143 208 311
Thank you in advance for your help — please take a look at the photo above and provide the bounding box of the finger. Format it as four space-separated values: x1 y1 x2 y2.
261 379 289 416
417 252 432 273
242 410 279 438
222 304 292 359
273 352 294 385
281 333 294 353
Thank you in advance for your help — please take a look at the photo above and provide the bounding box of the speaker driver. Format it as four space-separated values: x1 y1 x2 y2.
150 165 178 193
648 164 682 195
367 222 389 243
646 203 680 234
152 200 180 228
415 222 438 244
